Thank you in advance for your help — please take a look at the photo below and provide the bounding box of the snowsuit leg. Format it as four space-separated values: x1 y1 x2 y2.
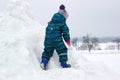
41 40 54 61
55 41 68 63
42 38 68 63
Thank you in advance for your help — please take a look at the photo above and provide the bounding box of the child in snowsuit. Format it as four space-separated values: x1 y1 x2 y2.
41 4 71 70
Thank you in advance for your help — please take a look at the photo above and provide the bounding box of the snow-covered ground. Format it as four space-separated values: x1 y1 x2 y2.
0 0 120 80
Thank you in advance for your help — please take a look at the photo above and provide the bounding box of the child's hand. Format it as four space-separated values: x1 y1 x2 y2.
65 41 74 50
65 41 71 46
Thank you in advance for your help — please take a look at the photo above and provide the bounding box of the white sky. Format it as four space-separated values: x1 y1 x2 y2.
0 0 120 38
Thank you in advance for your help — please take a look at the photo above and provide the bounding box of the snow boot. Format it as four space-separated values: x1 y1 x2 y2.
40 59 48 70
61 62 71 68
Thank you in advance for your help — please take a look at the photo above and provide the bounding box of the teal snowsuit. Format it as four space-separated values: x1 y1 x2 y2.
41 13 70 63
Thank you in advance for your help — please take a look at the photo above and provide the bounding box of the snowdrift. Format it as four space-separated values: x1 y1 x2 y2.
0 0 120 80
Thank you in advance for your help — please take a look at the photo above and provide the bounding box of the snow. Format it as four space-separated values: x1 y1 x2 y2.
0 0 120 80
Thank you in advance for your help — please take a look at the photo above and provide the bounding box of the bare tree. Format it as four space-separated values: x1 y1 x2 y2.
80 34 99 52
113 38 120 51
71 37 78 46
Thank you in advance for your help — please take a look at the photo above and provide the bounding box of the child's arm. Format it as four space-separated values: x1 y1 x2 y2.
61 23 71 46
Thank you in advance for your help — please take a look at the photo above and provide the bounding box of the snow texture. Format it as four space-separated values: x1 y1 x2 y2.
0 0 120 80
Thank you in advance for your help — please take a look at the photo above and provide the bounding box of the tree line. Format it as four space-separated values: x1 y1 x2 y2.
71 34 120 52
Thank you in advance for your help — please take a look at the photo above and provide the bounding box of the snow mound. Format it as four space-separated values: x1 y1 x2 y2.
0 0 45 80
0 0 120 80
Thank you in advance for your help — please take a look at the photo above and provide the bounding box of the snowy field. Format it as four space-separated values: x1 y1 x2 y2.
0 0 120 80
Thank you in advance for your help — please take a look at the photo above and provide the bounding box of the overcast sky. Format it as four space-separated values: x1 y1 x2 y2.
0 0 120 38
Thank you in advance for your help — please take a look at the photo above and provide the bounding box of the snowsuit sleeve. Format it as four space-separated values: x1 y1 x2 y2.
61 23 70 42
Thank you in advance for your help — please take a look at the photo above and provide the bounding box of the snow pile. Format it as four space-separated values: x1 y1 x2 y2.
0 0 120 80
0 0 45 80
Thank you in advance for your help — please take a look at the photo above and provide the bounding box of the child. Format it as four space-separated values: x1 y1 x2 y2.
41 4 71 70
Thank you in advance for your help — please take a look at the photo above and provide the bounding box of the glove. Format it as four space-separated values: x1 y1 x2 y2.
65 41 71 46
65 41 74 50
